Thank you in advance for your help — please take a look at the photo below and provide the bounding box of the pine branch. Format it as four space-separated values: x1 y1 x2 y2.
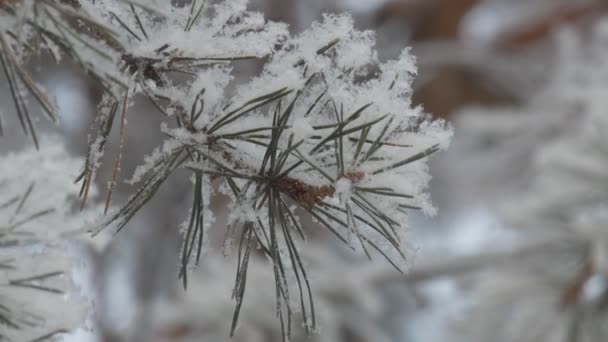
0 2 451 339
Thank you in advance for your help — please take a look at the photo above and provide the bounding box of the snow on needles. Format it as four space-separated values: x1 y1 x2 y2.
0 137 105 341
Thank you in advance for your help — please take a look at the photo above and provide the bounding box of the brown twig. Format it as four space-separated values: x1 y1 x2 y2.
271 178 335 208
270 171 367 208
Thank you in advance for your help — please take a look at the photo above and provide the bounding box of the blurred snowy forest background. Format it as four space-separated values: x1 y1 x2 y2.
2 0 608 341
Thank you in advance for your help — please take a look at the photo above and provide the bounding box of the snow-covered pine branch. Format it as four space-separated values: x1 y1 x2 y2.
0 0 451 338
0 137 104 341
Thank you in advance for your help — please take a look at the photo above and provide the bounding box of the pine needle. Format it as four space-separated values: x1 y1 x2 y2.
104 87 129 214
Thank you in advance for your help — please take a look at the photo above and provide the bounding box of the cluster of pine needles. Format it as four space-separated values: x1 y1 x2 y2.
0 182 67 341
0 0 442 339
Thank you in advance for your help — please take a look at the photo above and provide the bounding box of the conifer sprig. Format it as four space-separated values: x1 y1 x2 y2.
0 1 451 339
